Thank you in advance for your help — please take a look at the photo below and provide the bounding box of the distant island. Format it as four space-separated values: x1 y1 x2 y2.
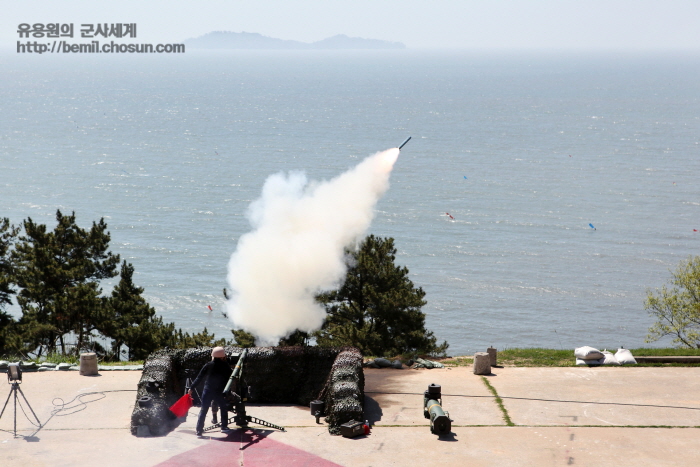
184 31 406 50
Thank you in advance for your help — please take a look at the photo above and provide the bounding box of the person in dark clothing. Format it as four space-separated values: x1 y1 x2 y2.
188 346 233 435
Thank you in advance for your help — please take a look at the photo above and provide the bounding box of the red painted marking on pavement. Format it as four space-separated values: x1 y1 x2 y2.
155 430 342 467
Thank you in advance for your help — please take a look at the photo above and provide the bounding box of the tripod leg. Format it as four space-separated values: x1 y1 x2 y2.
16 386 42 426
0 386 13 419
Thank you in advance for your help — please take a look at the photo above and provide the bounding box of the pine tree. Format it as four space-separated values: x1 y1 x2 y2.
123 316 177 361
0 218 18 312
12 210 120 356
278 330 310 347
0 219 21 355
315 235 448 357
100 260 173 360
231 329 256 348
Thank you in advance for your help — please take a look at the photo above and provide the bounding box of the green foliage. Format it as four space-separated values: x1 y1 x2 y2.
0 218 19 311
1 211 452 361
278 330 310 347
645 256 700 349
36 352 80 365
0 218 21 354
231 327 309 348
498 348 576 367
628 347 700 356
172 327 228 349
481 376 514 426
11 211 120 356
231 329 256 348
98 261 177 361
438 357 474 367
0 210 267 360
315 235 448 357
474 348 700 367
0 310 23 358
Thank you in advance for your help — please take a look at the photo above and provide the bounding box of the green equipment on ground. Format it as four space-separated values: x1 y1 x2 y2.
203 348 285 433
423 383 451 436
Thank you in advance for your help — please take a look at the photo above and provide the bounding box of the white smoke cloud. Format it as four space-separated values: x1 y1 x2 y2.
225 148 400 345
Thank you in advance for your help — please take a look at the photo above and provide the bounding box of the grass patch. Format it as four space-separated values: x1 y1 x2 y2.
628 347 700 357
100 360 144 366
481 376 514 426
440 357 474 367
38 353 80 365
493 348 700 367
0 353 80 365
498 348 575 367
9 347 700 369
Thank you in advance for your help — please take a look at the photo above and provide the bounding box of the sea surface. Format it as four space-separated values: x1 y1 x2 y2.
1 50 698 356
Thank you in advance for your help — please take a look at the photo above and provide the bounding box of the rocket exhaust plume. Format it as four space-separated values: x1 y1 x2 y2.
225 147 401 344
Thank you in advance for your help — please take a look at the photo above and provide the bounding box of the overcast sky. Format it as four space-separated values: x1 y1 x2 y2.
3 0 700 50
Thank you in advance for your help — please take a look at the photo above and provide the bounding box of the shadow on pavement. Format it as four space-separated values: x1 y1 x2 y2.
438 432 458 442
214 428 274 450
364 395 383 424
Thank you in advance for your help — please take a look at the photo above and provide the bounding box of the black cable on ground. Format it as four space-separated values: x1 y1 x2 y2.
364 391 700 411
1 389 137 437
49 389 137 419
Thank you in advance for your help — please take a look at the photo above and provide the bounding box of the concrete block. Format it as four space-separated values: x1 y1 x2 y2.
487 347 497 366
80 352 99 376
473 352 491 375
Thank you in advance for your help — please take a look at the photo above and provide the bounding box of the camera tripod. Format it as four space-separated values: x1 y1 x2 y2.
0 380 42 438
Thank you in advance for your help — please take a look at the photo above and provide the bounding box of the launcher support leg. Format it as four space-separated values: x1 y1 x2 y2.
0 384 42 438
0 384 13 420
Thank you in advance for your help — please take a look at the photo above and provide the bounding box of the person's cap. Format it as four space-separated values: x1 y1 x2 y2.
211 347 226 359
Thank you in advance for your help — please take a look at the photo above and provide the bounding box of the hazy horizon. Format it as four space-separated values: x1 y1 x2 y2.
3 0 700 51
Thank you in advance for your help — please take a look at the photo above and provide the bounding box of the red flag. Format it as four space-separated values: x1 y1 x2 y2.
169 394 193 418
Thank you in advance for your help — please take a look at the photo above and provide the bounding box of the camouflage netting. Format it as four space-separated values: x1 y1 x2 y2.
130 346 364 436
317 348 365 435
